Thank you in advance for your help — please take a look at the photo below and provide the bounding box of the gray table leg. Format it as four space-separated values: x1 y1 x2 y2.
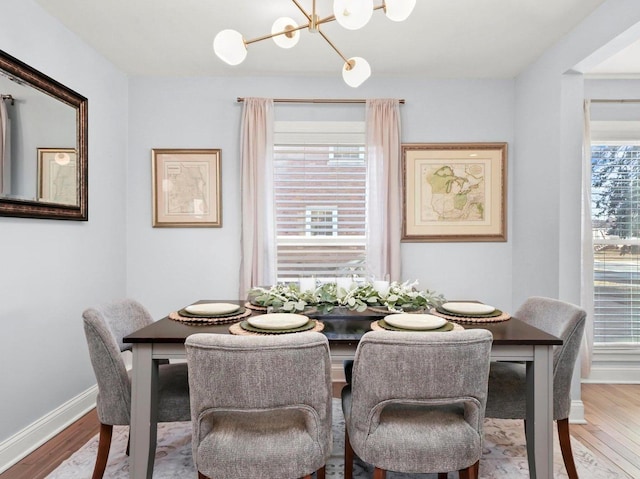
130 344 159 479
525 344 554 479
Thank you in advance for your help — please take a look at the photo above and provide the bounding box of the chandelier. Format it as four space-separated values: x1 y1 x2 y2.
213 0 416 88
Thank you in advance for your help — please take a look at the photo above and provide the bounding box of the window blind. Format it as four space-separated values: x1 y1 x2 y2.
592 143 640 344
273 121 367 281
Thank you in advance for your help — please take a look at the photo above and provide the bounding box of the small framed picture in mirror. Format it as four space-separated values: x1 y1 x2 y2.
37 148 78 206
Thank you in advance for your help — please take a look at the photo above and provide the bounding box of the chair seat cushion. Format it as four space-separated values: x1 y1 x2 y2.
196 408 325 478
351 403 481 473
156 362 192 422
484 361 527 419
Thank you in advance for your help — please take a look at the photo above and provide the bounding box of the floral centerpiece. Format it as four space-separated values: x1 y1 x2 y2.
248 279 445 314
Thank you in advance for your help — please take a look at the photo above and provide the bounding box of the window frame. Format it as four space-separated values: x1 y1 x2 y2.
273 120 367 282
590 121 640 352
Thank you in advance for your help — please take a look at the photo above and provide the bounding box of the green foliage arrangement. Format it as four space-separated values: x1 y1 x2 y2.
248 280 445 314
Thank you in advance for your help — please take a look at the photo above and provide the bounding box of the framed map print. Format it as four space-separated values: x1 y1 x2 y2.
151 149 221 227
401 143 507 242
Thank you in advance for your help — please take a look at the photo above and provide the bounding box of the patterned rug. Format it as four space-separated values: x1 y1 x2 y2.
47 400 625 478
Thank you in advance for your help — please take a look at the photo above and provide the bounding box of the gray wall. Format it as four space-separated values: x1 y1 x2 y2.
0 0 128 442
587 79 640 120
126 76 515 319
511 0 640 310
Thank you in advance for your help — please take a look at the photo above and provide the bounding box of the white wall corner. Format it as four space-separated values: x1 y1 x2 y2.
0 385 98 474
569 399 586 424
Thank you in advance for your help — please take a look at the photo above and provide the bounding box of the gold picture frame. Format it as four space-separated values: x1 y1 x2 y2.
37 148 78 206
401 143 507 242
151 148 221 227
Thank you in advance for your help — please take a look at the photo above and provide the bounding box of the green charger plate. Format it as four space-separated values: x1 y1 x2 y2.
178 306 245 319
435 306 503 318
239 319 316 334
377 319 454 332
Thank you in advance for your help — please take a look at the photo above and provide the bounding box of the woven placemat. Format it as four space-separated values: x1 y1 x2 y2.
429 308 511 323
371 320 464 332
244 302 267 311
169 308 252 324
229 320 325 336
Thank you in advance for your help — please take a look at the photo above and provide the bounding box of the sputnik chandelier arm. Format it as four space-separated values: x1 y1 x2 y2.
213 0 416 87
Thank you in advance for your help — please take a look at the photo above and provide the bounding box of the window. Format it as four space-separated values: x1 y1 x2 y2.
274 121 367 282
591 141 640 344
305 206 338 236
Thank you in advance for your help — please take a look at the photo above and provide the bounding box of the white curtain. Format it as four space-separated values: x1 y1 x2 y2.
581 99 594 377
239 98 276 298
0 97 8 195
365 99 402 282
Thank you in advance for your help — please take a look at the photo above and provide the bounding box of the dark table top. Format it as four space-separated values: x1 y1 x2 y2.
124 300 562 346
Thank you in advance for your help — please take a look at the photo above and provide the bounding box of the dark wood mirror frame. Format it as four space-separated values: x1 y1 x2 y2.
0 49 88 220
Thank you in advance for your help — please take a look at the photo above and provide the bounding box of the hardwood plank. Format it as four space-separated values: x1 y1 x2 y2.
0 409 100 479
570 384 640 479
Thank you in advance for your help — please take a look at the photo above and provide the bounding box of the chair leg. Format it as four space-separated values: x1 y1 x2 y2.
301 475 312 479
558 418 579 479
473 460 480 477
197 472 208 479
373 467 387 479
458 463 477 479
91 423 113 479
125 426 130 456
316 465 326 479
344 428 354 479
438 474 449 479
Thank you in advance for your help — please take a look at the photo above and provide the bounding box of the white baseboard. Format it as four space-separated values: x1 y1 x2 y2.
583 366 640 384
583 348 640 384
331 362 346 383
0 385 98 474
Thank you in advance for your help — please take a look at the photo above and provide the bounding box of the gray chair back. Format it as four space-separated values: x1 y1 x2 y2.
82 299 155 425
185 331 333 478
514 296 587 419
346 329 493 471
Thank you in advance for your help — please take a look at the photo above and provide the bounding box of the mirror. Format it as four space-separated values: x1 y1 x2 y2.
0 49 87 220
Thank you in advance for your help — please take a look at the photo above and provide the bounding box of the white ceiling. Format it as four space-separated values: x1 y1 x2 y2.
31 0 640 79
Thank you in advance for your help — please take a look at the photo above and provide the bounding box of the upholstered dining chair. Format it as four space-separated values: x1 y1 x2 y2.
342 329 493 479
484 296 587 479
82 299 191 479
185 331 333 479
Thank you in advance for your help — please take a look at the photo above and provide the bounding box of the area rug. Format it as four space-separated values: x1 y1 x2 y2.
47 400 625 478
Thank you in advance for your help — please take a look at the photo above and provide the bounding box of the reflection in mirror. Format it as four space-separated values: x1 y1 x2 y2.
0 49 87 220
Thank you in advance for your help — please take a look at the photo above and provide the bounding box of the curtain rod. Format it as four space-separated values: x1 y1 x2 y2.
236 97 405 104
590 99 640 103
1 94 14 105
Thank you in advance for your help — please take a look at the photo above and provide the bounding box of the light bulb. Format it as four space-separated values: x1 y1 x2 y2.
213 29 247 65
384 0 416 22
54 152 71 166
342 57 371 88
271 17 300 49
333 0 374 30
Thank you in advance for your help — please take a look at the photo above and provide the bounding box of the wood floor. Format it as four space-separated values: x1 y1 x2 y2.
1 383 639 479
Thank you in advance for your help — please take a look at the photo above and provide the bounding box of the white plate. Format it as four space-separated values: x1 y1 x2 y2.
384 313 447 331
185 302 240 315
248 313 309 330
441 302 496 315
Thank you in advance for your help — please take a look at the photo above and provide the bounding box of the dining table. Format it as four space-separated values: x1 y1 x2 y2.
123 300 562 479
